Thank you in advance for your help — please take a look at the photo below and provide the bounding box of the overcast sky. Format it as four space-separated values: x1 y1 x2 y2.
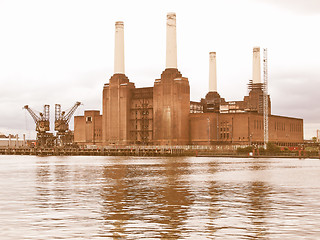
0 0 319 139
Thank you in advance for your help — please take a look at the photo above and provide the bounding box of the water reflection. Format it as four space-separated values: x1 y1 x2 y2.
206 180 222 236
99 158 194 239
154 158 193 239
247 181 272 239
35 160 52 208
100 162 130 239
3 156 319 239
245 160 272 238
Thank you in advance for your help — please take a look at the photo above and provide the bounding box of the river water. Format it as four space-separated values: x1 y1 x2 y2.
0 155 320 239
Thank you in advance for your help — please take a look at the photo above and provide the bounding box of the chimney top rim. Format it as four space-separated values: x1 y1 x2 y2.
115 21 124 26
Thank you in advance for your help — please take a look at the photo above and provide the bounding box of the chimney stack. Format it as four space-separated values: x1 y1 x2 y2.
166 12 177 69
114 21 125 74
209 52 217 92
252 46 261 84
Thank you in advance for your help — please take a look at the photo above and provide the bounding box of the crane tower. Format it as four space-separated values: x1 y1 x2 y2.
23 105 55 147
54 102 81 146
263 48 269 149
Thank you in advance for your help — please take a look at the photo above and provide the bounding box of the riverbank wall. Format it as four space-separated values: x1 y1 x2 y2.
1 146 319 158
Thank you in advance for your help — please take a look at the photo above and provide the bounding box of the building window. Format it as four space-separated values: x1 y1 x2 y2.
86 116 92 122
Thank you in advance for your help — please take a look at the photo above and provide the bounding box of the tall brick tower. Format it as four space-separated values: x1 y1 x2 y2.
102 21 135 145
245 47 271 114
202 52 223 113
153 13 190 145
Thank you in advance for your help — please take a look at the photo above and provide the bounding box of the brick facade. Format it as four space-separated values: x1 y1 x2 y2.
190 113 303 146
74 110 102 145
153 68 190 145
74 73 303 147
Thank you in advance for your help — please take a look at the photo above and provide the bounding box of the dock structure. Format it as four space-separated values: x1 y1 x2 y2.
1 144 318 158
0 146 198 157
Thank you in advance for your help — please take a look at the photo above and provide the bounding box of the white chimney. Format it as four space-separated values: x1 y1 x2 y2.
114 21 125 74
209 52 217 92
166 12 177 69
252 46 261 84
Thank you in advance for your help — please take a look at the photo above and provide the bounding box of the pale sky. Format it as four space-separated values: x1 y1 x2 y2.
0 0 319 139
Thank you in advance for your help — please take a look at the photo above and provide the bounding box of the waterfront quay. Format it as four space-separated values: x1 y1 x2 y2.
0 146 196 157
1 145 319 158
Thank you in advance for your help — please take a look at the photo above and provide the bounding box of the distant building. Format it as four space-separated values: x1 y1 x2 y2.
0 133 7 138
74 13 303 147
0 134 26 148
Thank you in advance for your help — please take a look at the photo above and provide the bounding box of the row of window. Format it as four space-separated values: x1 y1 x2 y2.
251 120 303 133
254 120 263 130
190 104 203 113
220 127 230 132
220 121 230 133
134 125 149 130
135 101 150 106
133 110 150 116
275 122 286 131
220 133 230 139
275 122 302 132
130 133 152 141
289 123 302 132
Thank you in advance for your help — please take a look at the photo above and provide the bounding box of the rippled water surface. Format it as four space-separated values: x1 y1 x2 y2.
1 156 320 239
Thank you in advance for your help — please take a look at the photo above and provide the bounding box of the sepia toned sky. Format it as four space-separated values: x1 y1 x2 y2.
0 0 319 139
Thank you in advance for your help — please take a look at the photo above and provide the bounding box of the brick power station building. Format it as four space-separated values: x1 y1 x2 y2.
74 13 303 147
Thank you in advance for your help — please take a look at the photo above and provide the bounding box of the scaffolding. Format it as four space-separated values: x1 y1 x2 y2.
138 98 151 144
263 48 269 149
247 79 264 114
130 88 153 145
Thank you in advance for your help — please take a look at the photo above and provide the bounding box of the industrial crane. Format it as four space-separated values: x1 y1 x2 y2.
23 105 55 148
54 102 81 146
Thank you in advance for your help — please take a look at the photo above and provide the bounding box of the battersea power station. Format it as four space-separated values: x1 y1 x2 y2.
74 13 303 147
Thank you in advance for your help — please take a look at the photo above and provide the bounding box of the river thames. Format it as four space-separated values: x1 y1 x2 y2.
1 155 320 239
